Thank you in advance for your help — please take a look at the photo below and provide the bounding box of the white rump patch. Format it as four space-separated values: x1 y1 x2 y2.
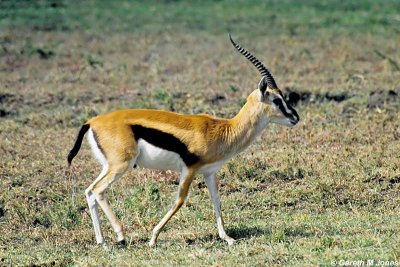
87 128 109 181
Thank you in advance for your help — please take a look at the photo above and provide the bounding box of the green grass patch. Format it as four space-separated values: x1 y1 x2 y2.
1 0 399 37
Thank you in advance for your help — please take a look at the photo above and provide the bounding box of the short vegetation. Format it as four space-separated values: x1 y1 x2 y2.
0 0 399 266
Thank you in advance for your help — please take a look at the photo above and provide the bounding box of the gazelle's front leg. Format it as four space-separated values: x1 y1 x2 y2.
204 173 235 245
149 167 196 247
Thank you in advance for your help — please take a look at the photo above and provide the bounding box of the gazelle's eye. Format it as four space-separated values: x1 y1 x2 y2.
272 98 283 106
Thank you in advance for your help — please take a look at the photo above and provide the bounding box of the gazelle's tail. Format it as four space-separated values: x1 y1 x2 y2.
67 124 90 166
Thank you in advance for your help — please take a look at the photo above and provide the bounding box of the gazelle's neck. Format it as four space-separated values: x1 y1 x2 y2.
223 90 270 156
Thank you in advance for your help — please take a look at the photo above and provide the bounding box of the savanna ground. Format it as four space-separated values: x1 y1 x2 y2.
1 0 400 266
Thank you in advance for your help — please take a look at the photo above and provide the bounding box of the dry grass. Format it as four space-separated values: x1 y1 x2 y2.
1 1 400 266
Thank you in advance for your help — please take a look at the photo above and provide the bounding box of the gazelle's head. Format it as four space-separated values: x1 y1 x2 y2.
230 34 300 127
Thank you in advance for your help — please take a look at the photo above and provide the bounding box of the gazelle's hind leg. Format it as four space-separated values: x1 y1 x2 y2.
89 162 131 245
85 178 105 245
85 128 110 246
85 127 136 246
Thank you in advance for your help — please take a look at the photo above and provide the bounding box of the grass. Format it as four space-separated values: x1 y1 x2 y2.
1 0 400 36
1 0 400 266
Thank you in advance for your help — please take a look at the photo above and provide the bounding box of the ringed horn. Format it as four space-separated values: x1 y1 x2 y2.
229 33 278 89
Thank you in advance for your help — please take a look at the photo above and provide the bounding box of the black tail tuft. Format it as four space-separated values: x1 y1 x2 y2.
68 124 90 166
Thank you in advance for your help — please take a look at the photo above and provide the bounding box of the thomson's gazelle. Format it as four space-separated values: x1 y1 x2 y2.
68 34 300 247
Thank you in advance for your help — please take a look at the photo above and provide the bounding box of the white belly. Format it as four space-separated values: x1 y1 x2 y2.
135 139 184 172
198 160 226 175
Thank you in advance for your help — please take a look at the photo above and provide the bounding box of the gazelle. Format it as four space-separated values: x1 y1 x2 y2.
68 34 299 248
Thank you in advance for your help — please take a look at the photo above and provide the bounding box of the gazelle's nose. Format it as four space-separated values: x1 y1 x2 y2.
289 116 299 126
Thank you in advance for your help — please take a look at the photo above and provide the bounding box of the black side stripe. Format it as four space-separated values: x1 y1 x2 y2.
131 125 200 166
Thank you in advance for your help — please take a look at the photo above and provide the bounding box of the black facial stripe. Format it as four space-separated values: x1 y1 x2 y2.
131 125 200 166
273 98 294 118
287 105 300 120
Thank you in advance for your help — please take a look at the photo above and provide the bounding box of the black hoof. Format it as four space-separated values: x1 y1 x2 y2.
116 239 127 248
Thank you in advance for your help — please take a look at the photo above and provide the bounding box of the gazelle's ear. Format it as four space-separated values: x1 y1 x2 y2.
258 76 268 96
